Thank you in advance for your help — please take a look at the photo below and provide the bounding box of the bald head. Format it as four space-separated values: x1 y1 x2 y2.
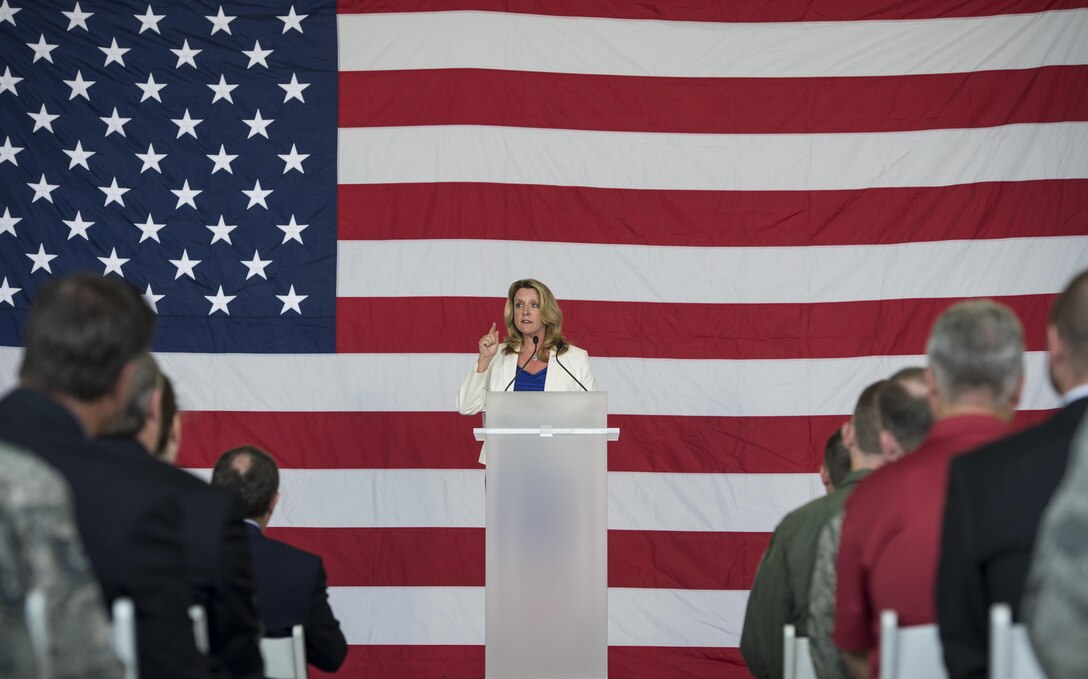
1050 269 1088 391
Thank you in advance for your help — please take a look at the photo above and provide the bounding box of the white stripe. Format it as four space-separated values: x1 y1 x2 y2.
0 349 1062 416
186 468 823 532
336 237 1088 304
337 123 1088 191
329 586 749 647
337 10 1088 78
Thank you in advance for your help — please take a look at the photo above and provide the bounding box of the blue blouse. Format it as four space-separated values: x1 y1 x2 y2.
514 366 547 392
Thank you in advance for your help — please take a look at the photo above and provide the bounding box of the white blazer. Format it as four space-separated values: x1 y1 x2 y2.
456 343 598 463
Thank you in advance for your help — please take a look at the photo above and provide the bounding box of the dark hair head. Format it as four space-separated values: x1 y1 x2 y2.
852 380 887 456
154 374 178 458
20 274 155 401
211 446 280 519
1052 269 1088 377
107 353 161 439
823 428 851 489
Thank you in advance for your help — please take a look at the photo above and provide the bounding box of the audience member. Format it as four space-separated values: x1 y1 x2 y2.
821 429 852 493
1024 412 1088 679
0 274 208 677
100 355 264 679
808 367 932 679
739 381 886 679
0 441 121 678
938 270 1088 678
834 300 1024 679
211 446 348 673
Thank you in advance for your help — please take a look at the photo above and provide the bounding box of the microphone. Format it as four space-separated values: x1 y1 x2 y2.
503 335 539 391
553 339 588 391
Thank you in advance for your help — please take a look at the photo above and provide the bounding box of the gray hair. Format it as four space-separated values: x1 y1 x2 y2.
926 300 1025 406
107 353 161 438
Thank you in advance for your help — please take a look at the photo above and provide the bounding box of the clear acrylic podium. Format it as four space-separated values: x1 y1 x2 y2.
474 391 619 679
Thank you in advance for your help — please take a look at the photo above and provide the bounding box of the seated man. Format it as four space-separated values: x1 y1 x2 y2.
211 446 348 673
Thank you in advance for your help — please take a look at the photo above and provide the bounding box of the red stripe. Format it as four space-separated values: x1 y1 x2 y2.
338 0 1088 23
337 180 1088 247
180 410 1054 473
336 295 1056 360
340 67 1088 134
263 527 771 590
609 647 750 679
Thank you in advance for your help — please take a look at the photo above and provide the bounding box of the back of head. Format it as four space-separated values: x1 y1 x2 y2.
106 353 161 440
824 428 852 488
211 446 279 520
879 368 934 453
852 380 887 456
154 376 178 459
20 274 155 401
1051 269 1088 380
926 299 1025 407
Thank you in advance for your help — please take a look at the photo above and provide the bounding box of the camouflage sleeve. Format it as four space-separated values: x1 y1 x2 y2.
1025 413 1088 679
808 511 851 679
0 444 122 679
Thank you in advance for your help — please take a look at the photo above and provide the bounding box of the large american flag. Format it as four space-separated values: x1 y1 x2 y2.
1 0 1087 676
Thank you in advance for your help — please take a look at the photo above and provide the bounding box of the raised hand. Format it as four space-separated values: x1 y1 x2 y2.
476 322 500 372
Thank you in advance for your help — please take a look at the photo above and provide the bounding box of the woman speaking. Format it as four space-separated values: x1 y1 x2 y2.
457 279 597 457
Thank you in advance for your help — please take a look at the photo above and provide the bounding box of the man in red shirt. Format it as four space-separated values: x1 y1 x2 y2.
833 300 1026 679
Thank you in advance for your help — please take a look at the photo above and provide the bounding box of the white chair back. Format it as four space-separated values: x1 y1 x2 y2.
111 597 138 679
188 604 209 655
878 609 947 679
25 588 51 679
989 603 1046 679
260 624 307 679
782 624 819 679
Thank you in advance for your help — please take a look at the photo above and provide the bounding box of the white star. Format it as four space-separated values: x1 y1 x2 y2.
63 210 94 240
27 244 57 274
100 107 131 137
171 179 201 209
171 109 203 139
100 38 130 67
134 214 166 243
241 109 273 139
135 143 166 173
278 5 307 34
62 140 94 171
279 73 310 104
206 215 237 244
171 39 201 69
0 1 21 26
135 72 166 102
28 104 59 134
142 284 164 313
207 144 237 174
242 179 272 210
0 277 20 306
208 74 238 104
0 66 23 95
276 285 307 314
98 248 129 277
99 177 130 207
206 6 236 35
243 40 272 69
134 5 164 34
277 215 308 244
205 286 236 315
169 250 200 280
0 207 21 237
241 250 271 280
63 2 93 31
27 34 58 64
0 136 23 166
64 70 95 100
27 174 59 203
278 144 309 174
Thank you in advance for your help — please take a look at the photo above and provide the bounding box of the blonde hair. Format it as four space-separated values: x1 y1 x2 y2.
502 279 568 361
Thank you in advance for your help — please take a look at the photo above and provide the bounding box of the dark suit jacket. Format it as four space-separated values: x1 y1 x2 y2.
100 437 264 679
0 388 209 678
938 396 1088 679
244 522 348 673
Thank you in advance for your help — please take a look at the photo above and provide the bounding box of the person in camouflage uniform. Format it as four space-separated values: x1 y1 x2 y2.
0 441 121 678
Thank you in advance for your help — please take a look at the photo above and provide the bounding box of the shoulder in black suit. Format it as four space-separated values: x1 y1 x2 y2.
938 396 1088 679
99 436 264 679
0 388 209 679
244 522 348 672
